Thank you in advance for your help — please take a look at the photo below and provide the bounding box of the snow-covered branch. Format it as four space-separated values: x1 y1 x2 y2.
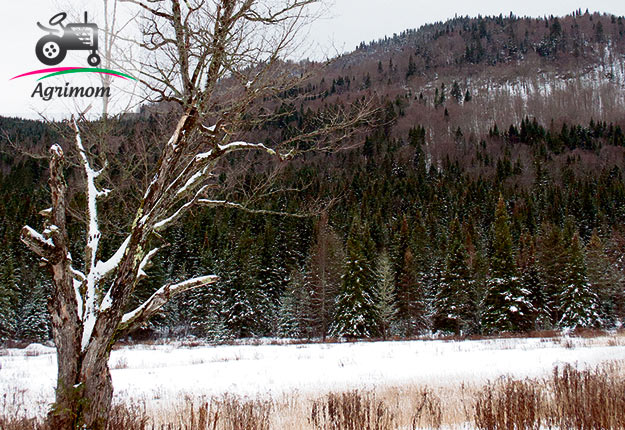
218 141 294 161
153 185 210 231
20 225 57 261
137 247 160 280
93 236 131 279
73 119 103 276
72 120 119 350
119 275 218 333
197 199 313 218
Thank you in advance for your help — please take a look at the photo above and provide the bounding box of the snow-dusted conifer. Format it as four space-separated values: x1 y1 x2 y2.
374 250 397 339
559 232 601 329
537 222 567 326
518 232 547 329
219 231 274 337
482 195 532 333
17 280 50 341
0 252 18 340
434 218 474 334
585 230 619 325
305 211 343 339
331 217 378 338
278 268 304 338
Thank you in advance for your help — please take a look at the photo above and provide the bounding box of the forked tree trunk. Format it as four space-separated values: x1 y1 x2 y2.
50 337 114 430
22 145 116 430
23 117 217 430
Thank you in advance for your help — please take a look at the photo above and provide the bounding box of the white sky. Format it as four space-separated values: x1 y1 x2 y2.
1 0 624 119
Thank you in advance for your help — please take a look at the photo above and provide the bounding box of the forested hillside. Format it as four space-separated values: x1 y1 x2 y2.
2 11 625 342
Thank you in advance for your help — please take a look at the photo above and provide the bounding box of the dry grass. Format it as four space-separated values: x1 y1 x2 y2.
309 391 395 430
474 362 625 430
2 361 625 429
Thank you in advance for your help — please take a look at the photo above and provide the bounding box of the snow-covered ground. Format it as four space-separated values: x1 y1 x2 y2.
1 335 625 417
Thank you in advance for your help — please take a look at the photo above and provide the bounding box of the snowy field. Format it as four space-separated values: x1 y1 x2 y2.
2 335 625 418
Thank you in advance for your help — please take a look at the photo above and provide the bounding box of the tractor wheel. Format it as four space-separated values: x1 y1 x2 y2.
36 35 66 66
87 53 101 67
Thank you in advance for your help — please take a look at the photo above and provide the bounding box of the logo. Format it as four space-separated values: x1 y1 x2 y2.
10 11 136 101
36 12 100 67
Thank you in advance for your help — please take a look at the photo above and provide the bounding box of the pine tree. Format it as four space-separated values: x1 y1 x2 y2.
331 217 378 338
518 232 547 329
482 196 532 333
434 218 474 335
537 223 567 326
559 232 601 329
375 250 397 339
394 216 428 336
15 278 50 342
451 81 462 103
0 251 18 340
278 268 304 338
586 231 619 325
406 55 417 78
306 211 343 339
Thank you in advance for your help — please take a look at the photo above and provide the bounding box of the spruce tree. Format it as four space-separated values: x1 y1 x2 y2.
559 232 601 329
306 211 343 339
406 55 417 78
15 278 50 342
537 223 567 326
0 251 18 340
219 229 274 338
482 196 532 333
586 231 618 325
518 232 547 329
375 250 397 339
451 81 462 102
434 218 474 335
394 216 428 336
331 217 378 338
278 268 305 338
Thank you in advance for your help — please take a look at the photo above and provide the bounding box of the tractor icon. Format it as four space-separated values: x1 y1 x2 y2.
36 12 101 67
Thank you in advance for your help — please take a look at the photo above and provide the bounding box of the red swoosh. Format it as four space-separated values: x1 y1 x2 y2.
10 67 82 80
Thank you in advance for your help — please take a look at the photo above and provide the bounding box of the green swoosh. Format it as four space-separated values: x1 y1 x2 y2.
37 68 137 81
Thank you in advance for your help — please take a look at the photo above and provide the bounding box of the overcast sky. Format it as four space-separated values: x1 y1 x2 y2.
1 0 624 119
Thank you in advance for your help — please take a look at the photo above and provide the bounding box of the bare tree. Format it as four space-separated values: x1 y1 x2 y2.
101 0 140 117
20 1 373 429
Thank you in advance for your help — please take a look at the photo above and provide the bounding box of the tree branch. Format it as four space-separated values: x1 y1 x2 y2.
20 226 57 262
118 274 219 334
218 141 294 160
197 199 313 218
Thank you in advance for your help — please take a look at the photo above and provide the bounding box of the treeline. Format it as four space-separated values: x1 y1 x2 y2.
162 122 625 340
355 11 625 70
4 112 625 341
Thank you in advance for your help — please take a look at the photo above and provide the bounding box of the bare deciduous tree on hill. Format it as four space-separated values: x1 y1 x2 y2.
20 1 373 428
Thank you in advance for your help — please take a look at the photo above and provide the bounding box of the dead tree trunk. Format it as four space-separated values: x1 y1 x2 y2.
50 338 114 428
22 119 218 429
